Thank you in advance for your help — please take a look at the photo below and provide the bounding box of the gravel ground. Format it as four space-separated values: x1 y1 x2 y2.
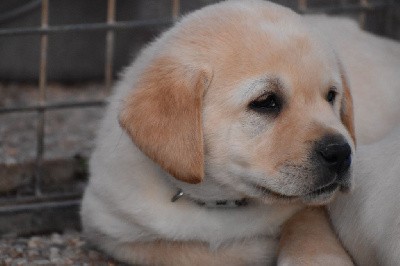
0 82 125 265
0 231 125 266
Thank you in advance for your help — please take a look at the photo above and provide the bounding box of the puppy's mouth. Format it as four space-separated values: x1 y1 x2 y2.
253 184 295 200
251 181 341 204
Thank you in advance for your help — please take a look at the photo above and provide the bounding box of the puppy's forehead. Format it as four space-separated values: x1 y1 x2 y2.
201 13 340 93
170 1 341 94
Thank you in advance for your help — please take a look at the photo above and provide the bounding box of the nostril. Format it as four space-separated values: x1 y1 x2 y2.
319 150 338 164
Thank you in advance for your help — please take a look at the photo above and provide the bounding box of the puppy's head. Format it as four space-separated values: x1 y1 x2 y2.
119 1 355 205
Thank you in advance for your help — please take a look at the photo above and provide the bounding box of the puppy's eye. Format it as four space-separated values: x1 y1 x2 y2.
249 93 281 113
326 89 337 104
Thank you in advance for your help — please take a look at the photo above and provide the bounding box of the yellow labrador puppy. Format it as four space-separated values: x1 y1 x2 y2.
81 1 357 264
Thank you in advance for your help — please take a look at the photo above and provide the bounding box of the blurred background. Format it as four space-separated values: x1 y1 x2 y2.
0 0 399 264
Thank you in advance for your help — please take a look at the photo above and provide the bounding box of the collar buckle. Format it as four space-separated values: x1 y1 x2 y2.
171 189 184 202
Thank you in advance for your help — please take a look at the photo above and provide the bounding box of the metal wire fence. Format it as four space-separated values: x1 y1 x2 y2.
0 0 395 235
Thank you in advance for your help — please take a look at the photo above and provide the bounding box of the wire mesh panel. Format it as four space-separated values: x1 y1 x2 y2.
0 0 177 235
0 0 396 235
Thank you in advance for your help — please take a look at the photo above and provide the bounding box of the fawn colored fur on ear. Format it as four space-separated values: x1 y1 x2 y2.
119 56 211 184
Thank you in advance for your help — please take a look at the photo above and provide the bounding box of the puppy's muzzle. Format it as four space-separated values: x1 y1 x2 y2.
314 134 352 189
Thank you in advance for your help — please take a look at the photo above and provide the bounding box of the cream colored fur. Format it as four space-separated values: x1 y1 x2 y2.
304 15 400 144
305 14 400 265
81 1 400 265
283 16 400 266
329 125 400 266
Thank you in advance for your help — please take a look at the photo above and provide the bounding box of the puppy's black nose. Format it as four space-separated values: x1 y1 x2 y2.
317 135 352 174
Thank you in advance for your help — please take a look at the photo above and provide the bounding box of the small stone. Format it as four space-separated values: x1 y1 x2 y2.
50 233 64 245
88 250 100 259
14 245 24 254
68 237 84 248
49 247 60 262
27 249 40 259
32 259 51 265
61 247 75 258
9 248 22 258
4 258 12 265
28 237 41 248
62 258 74 265
12 258 27 266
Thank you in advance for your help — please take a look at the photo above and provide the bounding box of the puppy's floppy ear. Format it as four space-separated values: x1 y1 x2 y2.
338 63 356 146
119 56 212 184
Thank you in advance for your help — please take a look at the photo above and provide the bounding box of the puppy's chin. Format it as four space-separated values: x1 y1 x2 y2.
300 183 340 205
225 166 353 205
